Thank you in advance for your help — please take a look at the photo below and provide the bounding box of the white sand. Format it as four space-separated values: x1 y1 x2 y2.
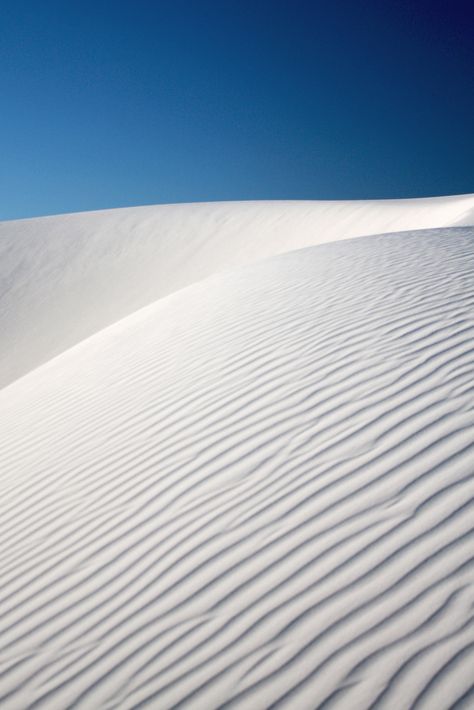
1 194 473 388
0 197 473 708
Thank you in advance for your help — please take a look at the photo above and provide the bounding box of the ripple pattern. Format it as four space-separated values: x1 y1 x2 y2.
0 228 473 709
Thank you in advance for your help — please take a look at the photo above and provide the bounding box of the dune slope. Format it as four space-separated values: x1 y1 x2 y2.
1 194 473 388
0 226 473 708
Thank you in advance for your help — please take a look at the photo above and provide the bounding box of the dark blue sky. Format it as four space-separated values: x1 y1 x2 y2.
1 0 473 220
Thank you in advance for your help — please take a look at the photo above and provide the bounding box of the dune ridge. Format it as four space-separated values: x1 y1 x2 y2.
1 194 473 388
0 223 473 708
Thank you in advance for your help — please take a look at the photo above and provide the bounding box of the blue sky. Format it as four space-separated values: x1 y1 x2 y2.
1 0 473 220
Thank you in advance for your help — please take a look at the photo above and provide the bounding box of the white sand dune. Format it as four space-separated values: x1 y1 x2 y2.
0 198 474 709
1 194 473 388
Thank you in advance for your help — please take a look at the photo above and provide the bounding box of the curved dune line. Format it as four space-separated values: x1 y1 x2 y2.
1 195 473 388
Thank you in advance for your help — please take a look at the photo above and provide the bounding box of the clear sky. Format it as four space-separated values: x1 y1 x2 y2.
1 0 473 220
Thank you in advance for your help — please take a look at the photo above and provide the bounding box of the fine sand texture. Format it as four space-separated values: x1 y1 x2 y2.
0 201 474 709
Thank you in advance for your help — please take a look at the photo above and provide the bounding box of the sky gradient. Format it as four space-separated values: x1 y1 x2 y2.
1 0 473 220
